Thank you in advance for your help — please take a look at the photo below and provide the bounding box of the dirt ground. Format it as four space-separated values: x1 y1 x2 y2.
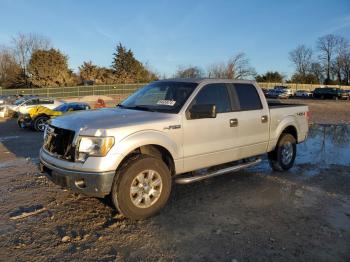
0 99 349 261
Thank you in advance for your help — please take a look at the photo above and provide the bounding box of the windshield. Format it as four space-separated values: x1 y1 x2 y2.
14 98 27 105
120 81 198 113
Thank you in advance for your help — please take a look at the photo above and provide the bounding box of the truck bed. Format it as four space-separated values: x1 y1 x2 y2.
268 101 306 109
267 101 309 148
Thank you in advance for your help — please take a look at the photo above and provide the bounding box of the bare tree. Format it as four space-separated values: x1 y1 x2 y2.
11 33 51 86
289 45 313 77
310 62 324 84
175 66 204 78
226 53 256 79
0 47 21 87
332 36 349 83
207 52 256 79
207 62 227 78
341 51 350 85
317 34 339 83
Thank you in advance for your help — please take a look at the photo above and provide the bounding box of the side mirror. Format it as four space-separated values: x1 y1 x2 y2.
189 104 216 119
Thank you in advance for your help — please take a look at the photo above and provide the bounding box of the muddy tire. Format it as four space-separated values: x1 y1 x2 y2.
33 115 49 132
111 155 172 220
268 133 296 172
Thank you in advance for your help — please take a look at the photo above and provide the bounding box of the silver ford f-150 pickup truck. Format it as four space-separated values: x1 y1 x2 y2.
40 79 309 219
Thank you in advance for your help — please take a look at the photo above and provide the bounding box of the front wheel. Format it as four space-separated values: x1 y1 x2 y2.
268 133 296 171
111 155 172 220
33 115 49 132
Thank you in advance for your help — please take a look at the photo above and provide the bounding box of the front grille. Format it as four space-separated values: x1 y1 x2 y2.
44 125 76 161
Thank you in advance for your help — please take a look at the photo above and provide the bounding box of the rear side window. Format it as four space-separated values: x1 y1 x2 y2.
232 84 262 111
192 84 231 113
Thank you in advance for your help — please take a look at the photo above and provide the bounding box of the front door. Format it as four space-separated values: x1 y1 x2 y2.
182 83 239 172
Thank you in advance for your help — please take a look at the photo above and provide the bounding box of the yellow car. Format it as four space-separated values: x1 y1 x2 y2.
18 102 91 131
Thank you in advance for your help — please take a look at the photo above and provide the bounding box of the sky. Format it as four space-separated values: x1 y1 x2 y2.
0 0 349 78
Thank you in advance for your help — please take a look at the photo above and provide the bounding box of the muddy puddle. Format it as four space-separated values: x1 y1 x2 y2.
249 124 350 177
298 124 350 166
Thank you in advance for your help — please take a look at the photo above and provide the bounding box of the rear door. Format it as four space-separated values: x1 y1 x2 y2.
228 83 270 159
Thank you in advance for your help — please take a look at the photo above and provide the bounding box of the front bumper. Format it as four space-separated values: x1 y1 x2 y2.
39 157 115 197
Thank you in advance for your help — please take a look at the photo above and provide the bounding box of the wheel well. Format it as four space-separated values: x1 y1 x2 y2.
281 125 297 142
118 145 175 176
34 114 49 120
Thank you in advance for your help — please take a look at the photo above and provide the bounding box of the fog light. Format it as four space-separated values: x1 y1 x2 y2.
75 179 86 189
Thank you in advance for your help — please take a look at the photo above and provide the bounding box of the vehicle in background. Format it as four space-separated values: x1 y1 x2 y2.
313 87 344 100
274 86 294 97
266 89 290 99
94 98 107 108
295 90 312 98
7 97 63 115
339 90 350 100
0 95 25 105
261 88 269 96
0 95 6 105
40 79 309 219
18 102 91 131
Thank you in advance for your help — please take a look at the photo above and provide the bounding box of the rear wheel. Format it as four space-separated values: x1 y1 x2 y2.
33 115 49 132
111 155 172 220
268 133 296 171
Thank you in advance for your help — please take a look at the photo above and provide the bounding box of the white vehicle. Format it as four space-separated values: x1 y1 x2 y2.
40 79 309 219
295 90 312 97
274 86 294 97
7 97 63 114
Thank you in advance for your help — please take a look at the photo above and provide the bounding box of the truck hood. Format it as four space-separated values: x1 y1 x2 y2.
50 108 177 133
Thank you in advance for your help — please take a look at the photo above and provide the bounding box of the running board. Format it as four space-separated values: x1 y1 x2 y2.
175 158 261 185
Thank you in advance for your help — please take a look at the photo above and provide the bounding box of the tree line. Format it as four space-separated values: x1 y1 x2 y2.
176 34 350 85
1 32 349 88
0 33 158 88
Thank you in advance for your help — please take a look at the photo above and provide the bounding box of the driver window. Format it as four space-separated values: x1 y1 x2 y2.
191 84 231 113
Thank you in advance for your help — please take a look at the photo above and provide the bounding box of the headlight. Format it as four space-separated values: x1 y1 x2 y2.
76 136 114 162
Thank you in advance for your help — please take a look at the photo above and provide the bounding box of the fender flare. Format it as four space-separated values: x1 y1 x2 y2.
268 116 299 152
111 130 180 161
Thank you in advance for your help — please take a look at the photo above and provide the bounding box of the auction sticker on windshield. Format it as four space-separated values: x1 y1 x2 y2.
156 100 176 106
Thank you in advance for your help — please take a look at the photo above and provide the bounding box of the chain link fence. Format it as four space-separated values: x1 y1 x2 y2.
0 84 145 98
258 82 350 91
1 82 349 99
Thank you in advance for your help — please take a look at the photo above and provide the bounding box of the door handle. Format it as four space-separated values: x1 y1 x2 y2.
230 118 238 127
261 115 268 123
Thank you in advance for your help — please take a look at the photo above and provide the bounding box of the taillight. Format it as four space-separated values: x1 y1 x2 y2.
306 111 311 123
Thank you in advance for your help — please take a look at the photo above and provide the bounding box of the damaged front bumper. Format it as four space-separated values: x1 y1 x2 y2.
39 156 115 198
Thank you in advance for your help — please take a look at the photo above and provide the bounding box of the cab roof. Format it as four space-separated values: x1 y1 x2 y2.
156 78 257 85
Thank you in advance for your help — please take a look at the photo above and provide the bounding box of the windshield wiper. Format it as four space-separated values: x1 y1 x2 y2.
117 104 155 112
132 105 155 112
